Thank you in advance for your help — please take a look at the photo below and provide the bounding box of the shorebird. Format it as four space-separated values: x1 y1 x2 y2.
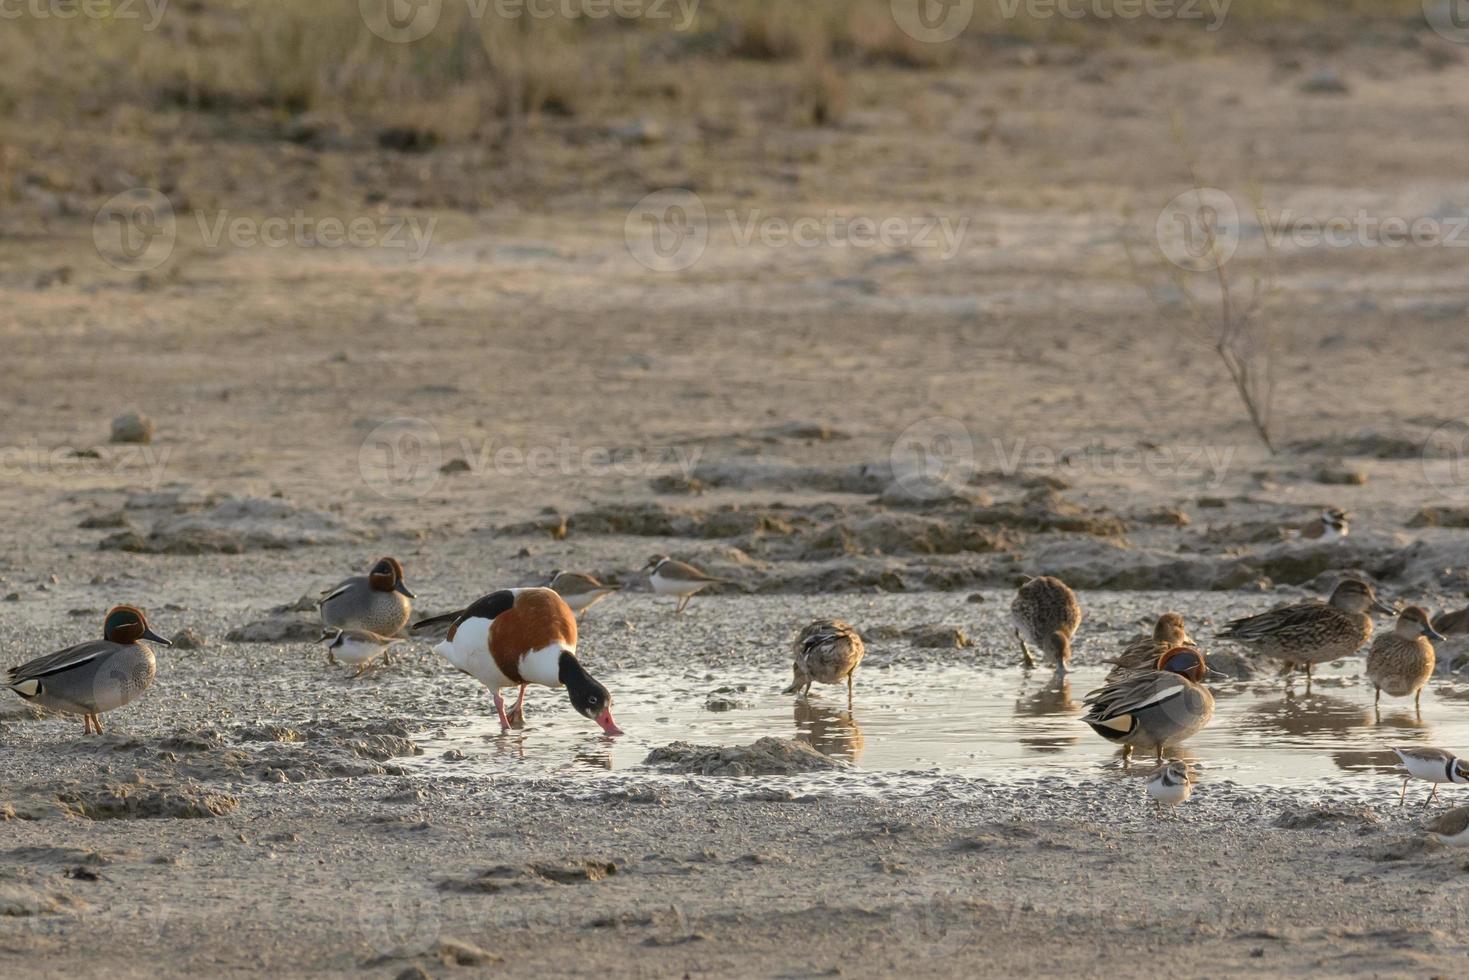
547 570 621 618
319 557 414 637
1217 579 1394 683
4 606 170 734
1011 576 1082 672
784 619 865 701
1366 607 1444 713
1082 648 1222 768
1145 760 1193 815
1291 507 1349 542
1423 805 1469 846
644 556 728 614
414 587 621 735
1392 747 1469 807
320 628 399 676
1105 612 1194 682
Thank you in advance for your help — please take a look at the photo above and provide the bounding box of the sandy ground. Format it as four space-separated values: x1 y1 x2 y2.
6 24 1469 979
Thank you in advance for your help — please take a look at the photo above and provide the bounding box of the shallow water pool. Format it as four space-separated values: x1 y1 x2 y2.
412 659 1469 789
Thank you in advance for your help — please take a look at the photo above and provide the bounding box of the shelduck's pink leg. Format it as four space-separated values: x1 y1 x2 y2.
492 690 513 732
507 684 528 728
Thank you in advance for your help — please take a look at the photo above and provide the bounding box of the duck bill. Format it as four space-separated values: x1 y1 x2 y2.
1204 668 1229 681
142 627 173 646
395 581 416 599
593 708 623 736
1371 598 1397 615
1427 627 1448 642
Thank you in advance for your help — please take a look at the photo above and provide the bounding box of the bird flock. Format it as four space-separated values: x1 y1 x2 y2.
6 552 1469 833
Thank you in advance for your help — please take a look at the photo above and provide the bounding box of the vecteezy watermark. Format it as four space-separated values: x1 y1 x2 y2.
625 189 969 272
93 188 177 273
891 0 976 43
1425 0 1469 44
996 0 1231 30
356 880 442 959
1156 188 1469 272
359 417 443 502
91 189 437 271
1423 419 1469 502
1155 187 1240 272
359 0 699 44
0 442 172 487
0 0 169 30
358 416 704 500
624 189 708 272
888 417 1236 501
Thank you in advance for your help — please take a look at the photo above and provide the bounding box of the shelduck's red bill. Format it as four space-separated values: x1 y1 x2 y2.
594 708 623 736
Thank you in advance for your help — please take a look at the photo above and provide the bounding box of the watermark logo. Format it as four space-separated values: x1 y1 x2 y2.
1424 419 1469 502
625 189 708 272
891 0 975 42
360 0 443 42
355 880 441 958
1425 0 1469 44
195 210 436 259
0 0 169 30
0 442 172 488
890 416 976 500
93 188 176 272
891 893 978 959
359 417 443 501
1155 187 1239 272
994 0 1231 31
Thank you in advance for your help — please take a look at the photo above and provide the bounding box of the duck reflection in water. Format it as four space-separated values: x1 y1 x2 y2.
794 700 864 764
1015 673 1077 755
1237 690 1373 740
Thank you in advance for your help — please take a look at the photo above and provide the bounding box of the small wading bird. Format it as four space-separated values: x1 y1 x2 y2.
320 628 399 677
3 606 171 735
547 570 622 618
644 555 729 614
1105 612 1194 682
1082 648 1222 768
784 619 865 702
1392 747 1469 807
319 556 414 638
1291 507 1349 542
1217 579 1394 684
1145 760 1193 815
1011 576 1082 672
1423 806 1469 847
1365 607 1444 714
413 587 621 735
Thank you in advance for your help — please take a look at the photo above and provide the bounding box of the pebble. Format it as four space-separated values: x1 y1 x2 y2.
110 411 155 444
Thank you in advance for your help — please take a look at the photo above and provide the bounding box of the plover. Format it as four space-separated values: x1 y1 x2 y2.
644 555 728 614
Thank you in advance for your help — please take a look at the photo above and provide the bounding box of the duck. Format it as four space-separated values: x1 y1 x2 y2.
1011 576 1082 672
784 619 865 700
1366 607 1444 712
1217 579 1394 682
1082 647 1221 767
643 556 729 614
1105 612 1193 682
320 628 399 676
1145 760 1193 814
1423 806 1469 846
3 606 171 734
1291 507 1349 542
413 587 621 735
546 570 621 618
1432 606 1469 636
319 557 414 638
1391 747 1469 807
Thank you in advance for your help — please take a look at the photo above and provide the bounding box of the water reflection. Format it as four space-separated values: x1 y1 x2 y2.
794 701 864 764
1234 690 1372 741
1014 674 1077 755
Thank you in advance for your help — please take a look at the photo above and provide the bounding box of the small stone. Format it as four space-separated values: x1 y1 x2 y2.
1316 466 1366 486
435 938 499 966
1197 497 1228 509
394 968 432 980
169 628 207 650
110 411 154 444
1300 67 1349 95
3 593 18 602
439 458 471 474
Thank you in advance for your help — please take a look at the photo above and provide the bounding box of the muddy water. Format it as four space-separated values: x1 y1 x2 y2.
411 661 1469 789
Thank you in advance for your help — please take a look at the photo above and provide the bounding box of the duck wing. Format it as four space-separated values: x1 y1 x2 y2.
1082 670 1188 723
1218 601 1333 642
6 640 116 684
